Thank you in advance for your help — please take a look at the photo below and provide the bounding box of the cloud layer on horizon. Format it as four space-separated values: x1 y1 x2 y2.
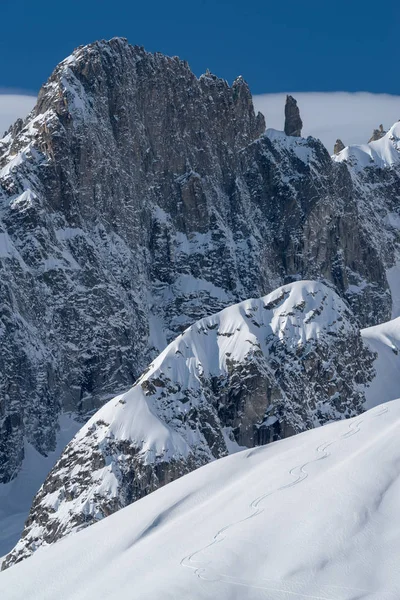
0 95 36 137
253 92 400 152
1 91 400 155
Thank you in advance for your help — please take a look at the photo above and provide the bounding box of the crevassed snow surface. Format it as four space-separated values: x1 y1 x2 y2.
361 318 400 409
333 121 400 170
0 415 80 561
1 400 399 600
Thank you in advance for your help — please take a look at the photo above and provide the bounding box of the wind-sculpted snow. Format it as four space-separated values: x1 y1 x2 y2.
3 281 375 567
1 399 399 599
333 122 400 170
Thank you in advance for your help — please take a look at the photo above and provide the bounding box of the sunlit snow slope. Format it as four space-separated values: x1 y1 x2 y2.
1 400 399 600
4 280 375 568
333 121 400 170
362 318 400 409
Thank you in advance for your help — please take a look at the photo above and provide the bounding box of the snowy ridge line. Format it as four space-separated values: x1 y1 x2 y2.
0 399 399 598
2 280 375 568
333 121 400 171
181 404 388 598
2 34 400 573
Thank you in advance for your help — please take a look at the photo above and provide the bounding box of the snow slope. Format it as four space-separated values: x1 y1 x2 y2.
4 280 375 567
333 121 400 170
1 399 399 600
362 318 400 409
72 279 361 460
0 415 80 562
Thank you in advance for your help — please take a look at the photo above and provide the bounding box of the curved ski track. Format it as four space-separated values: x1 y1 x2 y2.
180 406 389 599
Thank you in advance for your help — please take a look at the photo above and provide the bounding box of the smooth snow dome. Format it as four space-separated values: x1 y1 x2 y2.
0 95 36 136
1 400 400 600
253 91 400 151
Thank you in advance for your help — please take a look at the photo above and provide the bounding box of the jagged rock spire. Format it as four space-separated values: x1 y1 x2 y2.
334 139 345 155
284 95 302 137
368 124 386 143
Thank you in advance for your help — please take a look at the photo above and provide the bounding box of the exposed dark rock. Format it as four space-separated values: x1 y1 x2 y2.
0 37 399 496
284 94 303 137
3 281 376 567
368 124 386 143
334 139 345 154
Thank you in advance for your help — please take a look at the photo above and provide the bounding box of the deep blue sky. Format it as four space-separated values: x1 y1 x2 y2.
1 0 399 96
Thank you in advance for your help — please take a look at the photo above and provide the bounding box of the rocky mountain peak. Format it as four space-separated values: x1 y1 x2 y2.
333 138 345 154
368 123 386 143
284 94 303 137
32 37 265 160
0 37 399 546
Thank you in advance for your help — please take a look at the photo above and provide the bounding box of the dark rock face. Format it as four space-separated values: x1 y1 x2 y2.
3 281 375 567
284 95 303 136
0 39 265 484
368 124 386 143
0 37 399 490
334 139 345 154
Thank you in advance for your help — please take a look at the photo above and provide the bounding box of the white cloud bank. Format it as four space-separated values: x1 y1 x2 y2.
0 95 36 136
1 91 399 155
253 92 400 152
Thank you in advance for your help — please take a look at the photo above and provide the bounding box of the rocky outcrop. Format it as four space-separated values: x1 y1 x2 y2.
3 281 375 567
0 37 399 491
334 138 345 154
0 39 264 484
284 94 302 136
368 124 386 143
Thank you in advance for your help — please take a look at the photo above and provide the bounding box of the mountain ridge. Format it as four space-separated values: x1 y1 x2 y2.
1 37 400 565
3 280 375 567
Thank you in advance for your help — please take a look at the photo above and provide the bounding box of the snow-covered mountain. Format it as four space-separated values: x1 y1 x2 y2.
1 398 399 600
1 37 400 493
333 121 400 170
2 280 375 567
2 36 400 572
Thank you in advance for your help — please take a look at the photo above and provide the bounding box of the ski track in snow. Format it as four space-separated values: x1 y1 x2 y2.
181 405 389 599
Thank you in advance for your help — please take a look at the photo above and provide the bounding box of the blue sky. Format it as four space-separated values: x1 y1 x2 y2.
1 0 399 95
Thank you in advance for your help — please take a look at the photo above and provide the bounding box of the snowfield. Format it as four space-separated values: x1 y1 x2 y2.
1 399 400 599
